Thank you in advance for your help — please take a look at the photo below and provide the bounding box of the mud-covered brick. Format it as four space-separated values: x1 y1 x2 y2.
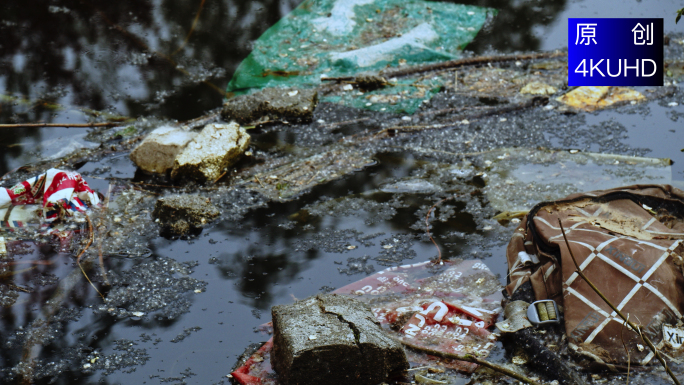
171 123 250 183
129 126 197 174
271 294 408 385
221 87 318 125
152 194 219 235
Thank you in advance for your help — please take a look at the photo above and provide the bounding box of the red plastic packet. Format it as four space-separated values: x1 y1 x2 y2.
231 259 503 384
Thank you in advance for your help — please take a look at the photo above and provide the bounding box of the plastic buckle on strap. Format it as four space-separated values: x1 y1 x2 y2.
526 300 560 326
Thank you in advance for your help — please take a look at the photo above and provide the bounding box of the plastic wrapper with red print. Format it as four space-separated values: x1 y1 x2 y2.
230 259 504 384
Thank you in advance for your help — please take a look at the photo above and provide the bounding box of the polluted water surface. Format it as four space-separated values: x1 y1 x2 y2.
1 0 684 385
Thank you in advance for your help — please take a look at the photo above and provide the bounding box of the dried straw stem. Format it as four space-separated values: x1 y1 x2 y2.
398 338 541 385
77 215 104 299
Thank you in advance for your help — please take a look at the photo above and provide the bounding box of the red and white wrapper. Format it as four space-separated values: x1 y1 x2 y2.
0 169 100 227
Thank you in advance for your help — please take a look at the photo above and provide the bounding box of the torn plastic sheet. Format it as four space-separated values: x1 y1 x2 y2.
226 0 495 113
505 184 684 367
0 169 101 307
231 259 503 384
0 168 100 229
481 148 673 213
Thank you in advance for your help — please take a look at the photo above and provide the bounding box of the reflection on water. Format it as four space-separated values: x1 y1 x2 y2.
453 0 567 53
0 0 301 174
1 0 300 119
0 0 573 175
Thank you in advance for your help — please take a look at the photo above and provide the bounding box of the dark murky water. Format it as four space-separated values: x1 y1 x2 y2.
1 1 684 384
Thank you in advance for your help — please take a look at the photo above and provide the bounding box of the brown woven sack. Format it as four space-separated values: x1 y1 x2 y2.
505 184 684 366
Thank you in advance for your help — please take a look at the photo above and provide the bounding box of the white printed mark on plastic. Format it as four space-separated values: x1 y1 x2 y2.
419 301 449 322
395 306 423 314
311 0 376 36
663 324 684 349
330 23 439 68
461 306 497 318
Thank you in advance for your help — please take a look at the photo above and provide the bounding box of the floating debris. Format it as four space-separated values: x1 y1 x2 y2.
505 184 684 367
222 87 318 124
482 148 673 213
0 168 100 225
232 259 503 385
152 194 220 235
520 81 558 95
242 147 375 201
227 0 496 113
556 86 645 111
379 180 440 194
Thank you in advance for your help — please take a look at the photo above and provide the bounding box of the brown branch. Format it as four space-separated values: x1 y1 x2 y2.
382 51 567 79
321 117 373 130
0 122 119 129
558 219 680 385
398 338 540 385
322 106 490 132
347 97 547 143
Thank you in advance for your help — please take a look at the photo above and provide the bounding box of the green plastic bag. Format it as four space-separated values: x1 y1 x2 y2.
227 0 496 113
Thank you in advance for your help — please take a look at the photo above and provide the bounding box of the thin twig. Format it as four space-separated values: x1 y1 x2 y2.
320 76 355 82
77 215 104 300
306 170 321 185
621 314 631 385
558 219 680 385
0 122 119 129
426 197 455 264
321 117 373 130
0 93 132 123
171 0 206 56
348 97 547 143
104 179 181 189
254 176 265 188
407 366 433 371
213 170 228 184
382 51 566 79
6 283 32 293
1 260 54 266
397 338 540 385
97 185 113 286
